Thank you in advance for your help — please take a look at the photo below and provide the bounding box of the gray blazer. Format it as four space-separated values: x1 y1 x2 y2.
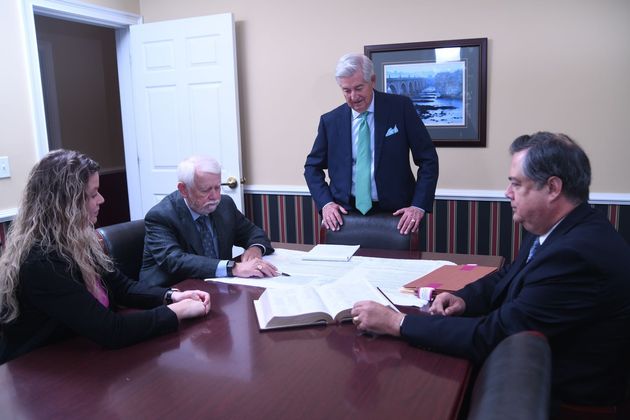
139 191 273 287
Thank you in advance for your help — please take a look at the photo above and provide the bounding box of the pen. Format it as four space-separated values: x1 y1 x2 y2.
376 287 401 312
280 272 291 277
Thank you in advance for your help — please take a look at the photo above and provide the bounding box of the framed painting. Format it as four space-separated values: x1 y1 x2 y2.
365 38 487 147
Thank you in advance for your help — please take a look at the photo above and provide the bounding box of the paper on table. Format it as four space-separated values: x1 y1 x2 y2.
301 244 360 262
206 248 455 305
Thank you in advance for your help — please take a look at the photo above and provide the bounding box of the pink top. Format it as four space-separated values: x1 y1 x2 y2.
90 280 110 308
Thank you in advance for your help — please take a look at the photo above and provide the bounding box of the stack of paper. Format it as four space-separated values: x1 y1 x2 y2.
301 244 360 262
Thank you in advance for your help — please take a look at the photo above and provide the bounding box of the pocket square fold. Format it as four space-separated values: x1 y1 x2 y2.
385 125 399 137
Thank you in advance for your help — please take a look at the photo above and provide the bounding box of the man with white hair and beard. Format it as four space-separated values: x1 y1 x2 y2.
140 156 277 287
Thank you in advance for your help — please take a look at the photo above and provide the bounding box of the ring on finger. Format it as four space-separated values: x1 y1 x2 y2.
257 264 263 270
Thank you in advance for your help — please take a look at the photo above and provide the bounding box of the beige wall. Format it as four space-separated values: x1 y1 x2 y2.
0 0 39 212
139 0 630 195
1 0 628 215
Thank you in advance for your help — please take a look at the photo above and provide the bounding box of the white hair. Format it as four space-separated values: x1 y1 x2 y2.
335 53 374 84
177 156 221 188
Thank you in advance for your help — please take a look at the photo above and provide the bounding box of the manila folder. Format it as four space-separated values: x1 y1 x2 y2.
403 264 497 292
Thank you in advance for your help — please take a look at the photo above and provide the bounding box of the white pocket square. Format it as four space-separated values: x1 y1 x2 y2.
385 125 399 137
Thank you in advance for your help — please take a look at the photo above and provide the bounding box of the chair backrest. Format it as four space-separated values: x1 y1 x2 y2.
467 331 552 420
96 219 145 280
320 212 419 251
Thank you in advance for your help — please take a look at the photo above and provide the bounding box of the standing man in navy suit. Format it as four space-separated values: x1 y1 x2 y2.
304 53 438 234
351 132 630 407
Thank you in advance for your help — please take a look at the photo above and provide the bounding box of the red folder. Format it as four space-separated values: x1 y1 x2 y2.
403 264 497 293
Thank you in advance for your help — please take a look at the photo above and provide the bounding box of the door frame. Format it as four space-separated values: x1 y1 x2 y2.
22 0 144 218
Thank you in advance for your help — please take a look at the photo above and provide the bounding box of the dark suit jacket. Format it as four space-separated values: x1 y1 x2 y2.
304 90 439 212
139 191 273 287
401 203 630 405
0 248 177 364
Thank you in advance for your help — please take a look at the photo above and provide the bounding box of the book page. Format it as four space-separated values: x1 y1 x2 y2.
316 278 395 322
256 286 332 329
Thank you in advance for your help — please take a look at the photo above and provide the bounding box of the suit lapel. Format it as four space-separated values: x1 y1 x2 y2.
372 91 388 170
175 194 205 255
491 235 534 305
491 203 592 305
338 105 352 159
211 200 228 257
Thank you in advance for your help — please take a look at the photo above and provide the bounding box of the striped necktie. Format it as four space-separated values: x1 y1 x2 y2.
196 215 219 259
526 238 540 263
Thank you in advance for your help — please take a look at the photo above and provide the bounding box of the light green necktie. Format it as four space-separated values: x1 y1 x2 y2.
355 112 372 215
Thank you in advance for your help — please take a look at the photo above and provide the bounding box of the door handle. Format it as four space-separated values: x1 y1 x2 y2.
221 176 238 189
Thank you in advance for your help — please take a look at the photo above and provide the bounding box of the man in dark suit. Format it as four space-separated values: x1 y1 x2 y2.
304 53 438 235
140 156 277 287
351 132 630 406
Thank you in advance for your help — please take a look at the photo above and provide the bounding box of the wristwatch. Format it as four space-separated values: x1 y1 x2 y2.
226 260 236 277
164 288 179 304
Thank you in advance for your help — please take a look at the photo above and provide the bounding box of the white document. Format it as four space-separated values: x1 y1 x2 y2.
301 244 360 262
205 248 455 308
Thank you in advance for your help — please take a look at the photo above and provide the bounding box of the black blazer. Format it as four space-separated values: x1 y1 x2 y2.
139 192 273 287
304 90 439 212
0 248 177 364
401 203 630 405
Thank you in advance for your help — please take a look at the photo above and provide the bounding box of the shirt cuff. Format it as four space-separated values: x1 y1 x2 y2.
249 244 266 255
215 260 228 277
399 314 407 336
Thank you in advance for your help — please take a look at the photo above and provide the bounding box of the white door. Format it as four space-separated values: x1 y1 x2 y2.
129 13 243 215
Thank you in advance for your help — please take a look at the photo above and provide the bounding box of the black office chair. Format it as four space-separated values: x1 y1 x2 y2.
467 331 552 420
96 219 145 280
319 211 420 251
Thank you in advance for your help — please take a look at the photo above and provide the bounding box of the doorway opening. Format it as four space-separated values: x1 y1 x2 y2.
34 15 130 227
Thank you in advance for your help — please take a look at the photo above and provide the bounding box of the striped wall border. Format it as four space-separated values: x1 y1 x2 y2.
1 196 629 262
244 194 630 262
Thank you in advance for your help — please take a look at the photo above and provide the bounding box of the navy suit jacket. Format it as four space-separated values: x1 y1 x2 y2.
304 90 439 212
401 203 630 405
139 192 273 287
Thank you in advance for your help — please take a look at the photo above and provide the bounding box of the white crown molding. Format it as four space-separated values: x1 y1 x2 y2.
0 208 18 223
2 188 628 225
588 193 630 205
243 185 630 205
28 0 142 27
243 185 312 196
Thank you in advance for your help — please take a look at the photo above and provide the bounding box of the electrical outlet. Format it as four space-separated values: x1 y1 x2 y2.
0 156 11 179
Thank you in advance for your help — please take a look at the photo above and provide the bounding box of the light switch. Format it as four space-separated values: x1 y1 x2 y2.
0 156 11 179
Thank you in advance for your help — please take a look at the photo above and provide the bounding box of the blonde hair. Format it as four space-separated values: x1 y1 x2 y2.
0 150 113 324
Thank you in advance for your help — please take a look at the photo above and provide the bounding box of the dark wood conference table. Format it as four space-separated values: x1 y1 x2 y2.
0 245 503 420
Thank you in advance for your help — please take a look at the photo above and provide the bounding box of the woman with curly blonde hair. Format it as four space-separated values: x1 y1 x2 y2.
0 150 210 363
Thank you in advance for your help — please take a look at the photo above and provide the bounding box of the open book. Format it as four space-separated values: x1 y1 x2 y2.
253 278 398 330
301 244 360 262
402 264 497 293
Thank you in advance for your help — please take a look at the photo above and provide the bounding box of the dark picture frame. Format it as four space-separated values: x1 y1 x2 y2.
365 38 487 147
